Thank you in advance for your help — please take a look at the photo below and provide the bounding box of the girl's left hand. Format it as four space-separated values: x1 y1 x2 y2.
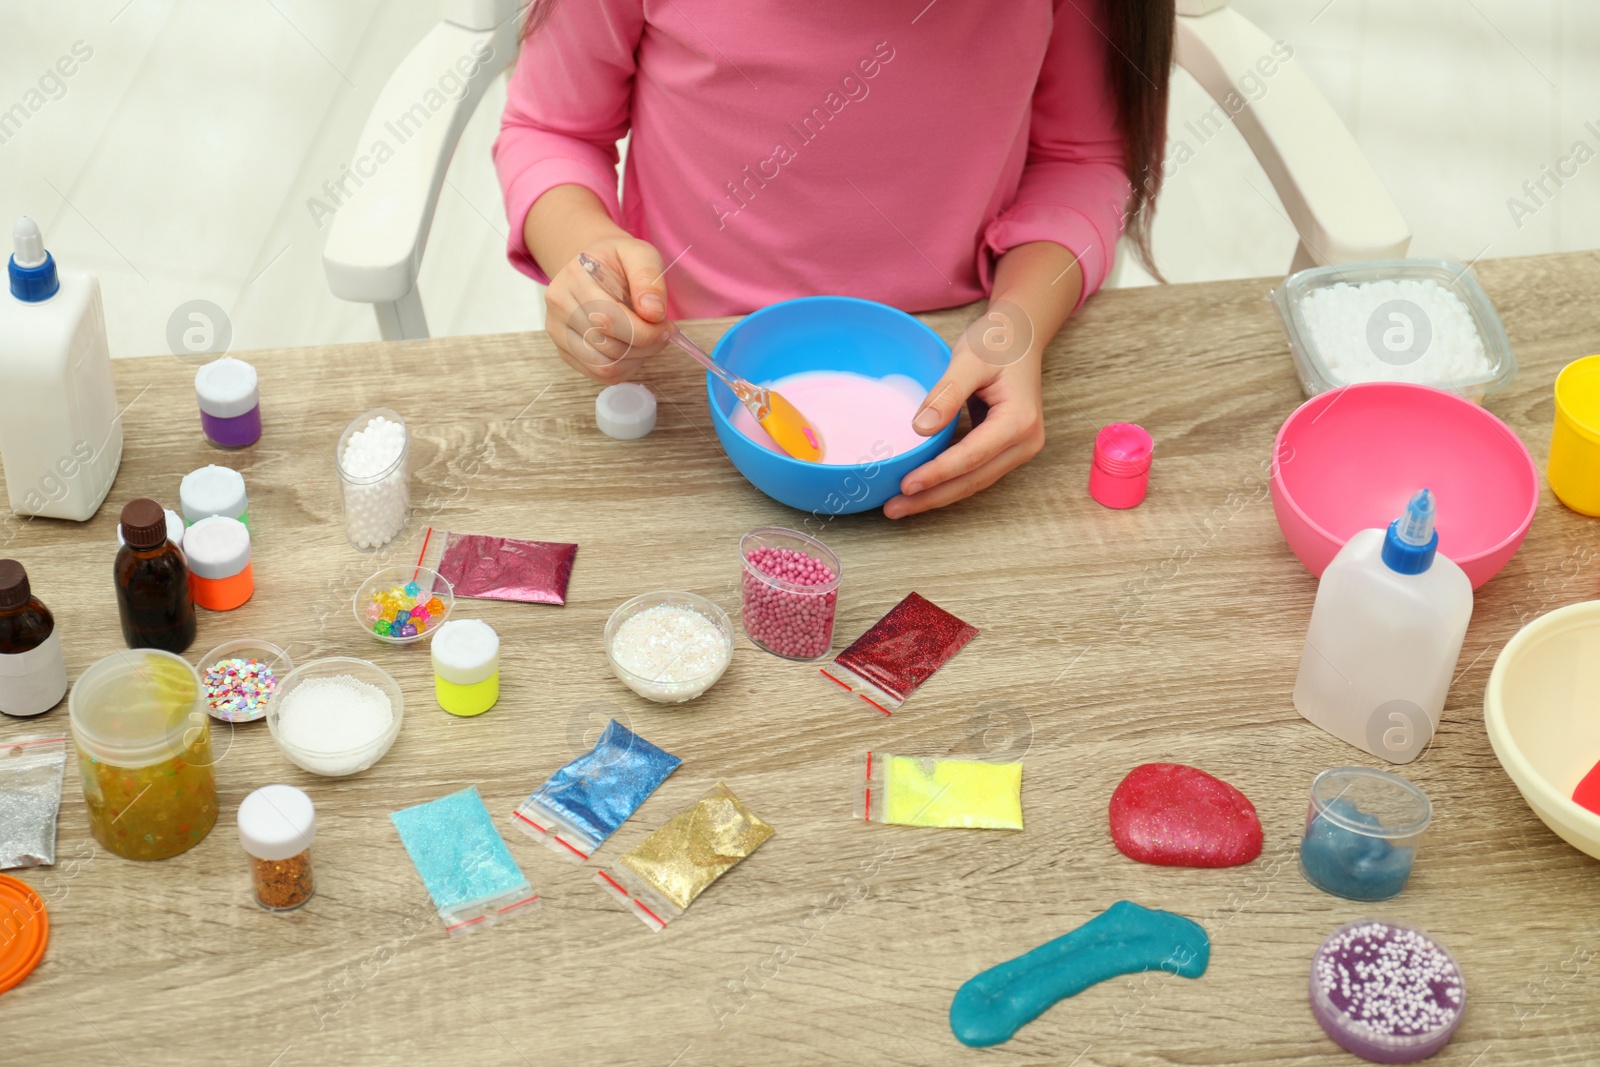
883 332 1045 519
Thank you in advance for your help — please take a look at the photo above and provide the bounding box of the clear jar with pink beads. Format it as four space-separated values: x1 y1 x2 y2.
740 526 842 661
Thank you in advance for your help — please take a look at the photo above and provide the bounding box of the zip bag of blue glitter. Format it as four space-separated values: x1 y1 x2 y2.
511 718 681 863
391 785 540 936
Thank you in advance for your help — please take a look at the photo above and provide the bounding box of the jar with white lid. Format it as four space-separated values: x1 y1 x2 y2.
195 357 262 448
179 465 249 528
238 784 315 910
185 516 254 611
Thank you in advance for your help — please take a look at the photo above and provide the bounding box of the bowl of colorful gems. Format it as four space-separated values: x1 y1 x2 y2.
1309 919 1465 1063
605 590 733 703
353 566 454 645
197 639 293 723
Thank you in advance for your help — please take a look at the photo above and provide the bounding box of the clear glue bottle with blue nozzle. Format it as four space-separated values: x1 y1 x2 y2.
0 216 122 520
1292 489 1473 764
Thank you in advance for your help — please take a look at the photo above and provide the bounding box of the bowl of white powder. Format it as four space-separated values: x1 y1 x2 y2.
1271 260 1515 402
268 657 403 776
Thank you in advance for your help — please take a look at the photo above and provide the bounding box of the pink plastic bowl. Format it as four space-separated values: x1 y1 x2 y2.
1271 382 1538 589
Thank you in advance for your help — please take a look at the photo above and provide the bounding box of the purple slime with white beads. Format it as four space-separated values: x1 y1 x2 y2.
1310 920 1465 1063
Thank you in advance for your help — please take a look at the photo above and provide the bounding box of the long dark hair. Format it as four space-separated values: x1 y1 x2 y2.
523 0 1173 275
1103 0 1175 277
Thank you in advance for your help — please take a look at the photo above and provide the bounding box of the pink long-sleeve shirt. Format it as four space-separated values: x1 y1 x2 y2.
494 0 1130 319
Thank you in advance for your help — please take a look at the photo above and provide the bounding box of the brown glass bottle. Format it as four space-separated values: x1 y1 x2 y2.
115 498 196 653
0 559 54 654
0 559 69 716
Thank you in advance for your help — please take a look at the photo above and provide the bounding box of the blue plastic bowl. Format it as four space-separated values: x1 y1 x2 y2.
706 296 955 515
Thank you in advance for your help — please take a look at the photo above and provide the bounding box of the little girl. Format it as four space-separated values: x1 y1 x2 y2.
495 0 1172 517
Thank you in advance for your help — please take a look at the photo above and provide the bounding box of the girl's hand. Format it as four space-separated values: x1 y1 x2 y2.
883 240 1082 519
883 327 1045 519
544 235 672 384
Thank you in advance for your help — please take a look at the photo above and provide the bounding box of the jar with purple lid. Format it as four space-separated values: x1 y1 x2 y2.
195 357 262 448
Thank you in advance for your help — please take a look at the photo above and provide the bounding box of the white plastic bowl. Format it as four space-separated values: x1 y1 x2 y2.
268 657 403 776
1485 601 1600 860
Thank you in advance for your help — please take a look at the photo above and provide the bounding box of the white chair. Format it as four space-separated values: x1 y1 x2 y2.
324 0 1409 340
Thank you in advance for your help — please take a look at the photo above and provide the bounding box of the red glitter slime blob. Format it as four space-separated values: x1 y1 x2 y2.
1109 763 1263 868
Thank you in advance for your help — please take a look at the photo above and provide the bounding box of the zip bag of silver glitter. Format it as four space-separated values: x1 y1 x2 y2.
0 735 69 869
511 718 682 863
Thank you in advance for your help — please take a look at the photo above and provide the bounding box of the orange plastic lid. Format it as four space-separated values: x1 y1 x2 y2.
0 873 48 994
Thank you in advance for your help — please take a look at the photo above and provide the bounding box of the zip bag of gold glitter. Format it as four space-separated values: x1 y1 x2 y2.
854 751 1024 830
593 782 774 932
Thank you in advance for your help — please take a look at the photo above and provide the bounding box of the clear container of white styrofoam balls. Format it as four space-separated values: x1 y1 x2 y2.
1271 260 1516 403
336 409 411 551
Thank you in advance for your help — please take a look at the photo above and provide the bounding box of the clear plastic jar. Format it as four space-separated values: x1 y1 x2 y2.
68 649 217 861
1300 767 1430 901
239 784 315 911
336 408 410 551
739 526 841 661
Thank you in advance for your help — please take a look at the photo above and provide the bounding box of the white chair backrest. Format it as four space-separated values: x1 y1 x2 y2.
445 0 523 32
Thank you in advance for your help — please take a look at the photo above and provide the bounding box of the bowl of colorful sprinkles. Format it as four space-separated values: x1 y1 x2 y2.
198 639 292 723
605 590 733 703
1309 919 1466 1064
354 565 454 645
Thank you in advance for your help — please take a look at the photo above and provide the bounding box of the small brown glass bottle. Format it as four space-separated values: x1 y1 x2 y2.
0 559 68 717
115 498 196 653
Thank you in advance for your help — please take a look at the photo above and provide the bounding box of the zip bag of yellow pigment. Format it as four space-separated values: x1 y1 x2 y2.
854 751 1023 830
593 782 774 932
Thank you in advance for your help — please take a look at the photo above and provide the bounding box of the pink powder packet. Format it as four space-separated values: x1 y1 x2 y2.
418 527 577 605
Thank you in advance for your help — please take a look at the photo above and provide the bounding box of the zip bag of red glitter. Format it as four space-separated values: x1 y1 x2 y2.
415 526 577 605
819 592 979 713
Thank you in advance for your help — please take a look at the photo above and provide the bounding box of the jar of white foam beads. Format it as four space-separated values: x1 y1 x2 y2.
336 409 410 551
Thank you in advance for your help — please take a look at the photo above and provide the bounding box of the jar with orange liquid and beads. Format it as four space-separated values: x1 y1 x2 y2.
68 649 218 860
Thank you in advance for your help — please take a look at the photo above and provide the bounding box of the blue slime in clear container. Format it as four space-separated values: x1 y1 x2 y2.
1299 767 1431 902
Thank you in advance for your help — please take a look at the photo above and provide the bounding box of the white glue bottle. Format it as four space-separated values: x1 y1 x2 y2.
0 216 123 520
1293 489 1473 764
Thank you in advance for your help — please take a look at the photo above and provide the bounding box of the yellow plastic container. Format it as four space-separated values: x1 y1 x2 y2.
435 673 499 717
1548 354 1600 515
431 619 499 718
1485 601 1600 862
68 649 218 860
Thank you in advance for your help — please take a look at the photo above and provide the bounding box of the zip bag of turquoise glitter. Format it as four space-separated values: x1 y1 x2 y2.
511 718 682 863
391 786 541 936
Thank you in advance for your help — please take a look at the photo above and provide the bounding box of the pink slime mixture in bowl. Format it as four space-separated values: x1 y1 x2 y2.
730 370 929 466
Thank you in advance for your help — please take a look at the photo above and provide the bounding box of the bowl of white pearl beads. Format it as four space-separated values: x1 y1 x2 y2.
336 408 411 551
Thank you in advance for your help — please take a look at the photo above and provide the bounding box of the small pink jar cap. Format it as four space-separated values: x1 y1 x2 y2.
1089 422 1153 509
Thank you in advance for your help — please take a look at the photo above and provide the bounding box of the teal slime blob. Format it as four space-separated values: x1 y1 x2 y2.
949 900 1210 1047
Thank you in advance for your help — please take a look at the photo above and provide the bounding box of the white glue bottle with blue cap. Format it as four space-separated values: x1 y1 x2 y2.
1292 489 1473 765
0 216 123 520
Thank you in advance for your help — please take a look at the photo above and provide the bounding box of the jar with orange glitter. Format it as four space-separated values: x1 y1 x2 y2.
238 784 315 911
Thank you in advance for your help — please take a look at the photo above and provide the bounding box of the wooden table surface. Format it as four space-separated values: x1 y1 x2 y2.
4 252 1600 1067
